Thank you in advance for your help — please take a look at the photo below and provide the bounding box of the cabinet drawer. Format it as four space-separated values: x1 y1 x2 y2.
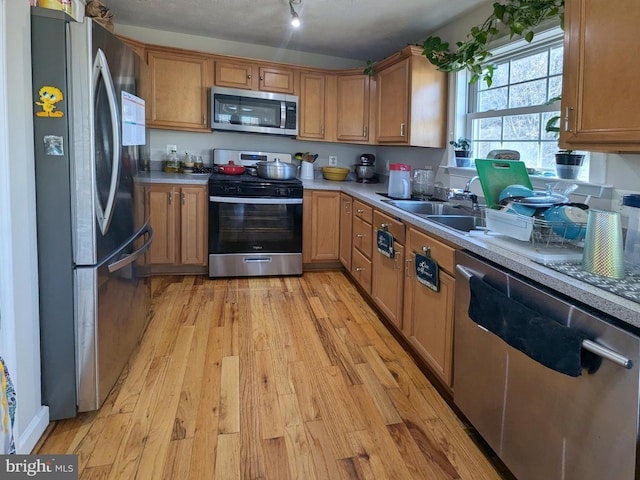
373 210 405 245
351 247 372 294
353 216 373 258
407 227 456 274
353 200 373 224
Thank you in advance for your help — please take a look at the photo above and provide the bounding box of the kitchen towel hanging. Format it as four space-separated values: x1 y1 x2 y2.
415 249 439 292
467 275 601 377
376 228 394 258
0 356 16 454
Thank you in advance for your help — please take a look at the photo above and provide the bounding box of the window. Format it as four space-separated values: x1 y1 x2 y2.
463 28 588 179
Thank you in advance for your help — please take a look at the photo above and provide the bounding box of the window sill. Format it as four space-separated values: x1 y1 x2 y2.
444 166 613 200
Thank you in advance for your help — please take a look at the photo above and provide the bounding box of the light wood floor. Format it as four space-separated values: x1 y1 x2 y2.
35 272 508 479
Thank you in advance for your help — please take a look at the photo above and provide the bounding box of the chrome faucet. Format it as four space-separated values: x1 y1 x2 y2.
448 175 481 212
464 175 480 193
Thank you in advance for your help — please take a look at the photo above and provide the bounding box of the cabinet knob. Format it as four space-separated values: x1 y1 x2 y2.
356 209 365 214
247 74 252 79
168 191 172 205
400 123 406 137
355 267 365 272
356 233 366 238
260 75 264 80
363 126 367 137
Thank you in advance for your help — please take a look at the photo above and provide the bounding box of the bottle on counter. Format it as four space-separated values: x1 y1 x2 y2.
164 148 180 173
182 151 194 173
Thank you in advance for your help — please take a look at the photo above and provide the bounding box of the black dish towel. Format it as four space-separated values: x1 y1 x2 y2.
468 275 602 377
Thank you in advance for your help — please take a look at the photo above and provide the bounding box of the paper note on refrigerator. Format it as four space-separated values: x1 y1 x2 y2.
121 91 145 146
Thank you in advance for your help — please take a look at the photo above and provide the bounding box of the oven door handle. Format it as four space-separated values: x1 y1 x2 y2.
209 196 303 205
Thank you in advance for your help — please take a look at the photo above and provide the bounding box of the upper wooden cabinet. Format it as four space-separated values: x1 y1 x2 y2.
561 0 640 151
146 48 212 132
374 46 447 147
214 59 296 94
336 72 370 143
298 72 329 141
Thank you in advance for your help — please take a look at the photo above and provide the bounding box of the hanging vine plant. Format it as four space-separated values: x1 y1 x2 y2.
421 0 564 86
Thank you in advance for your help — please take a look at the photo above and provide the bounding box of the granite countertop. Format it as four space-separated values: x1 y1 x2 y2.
303 176 640 330
140 170 211 185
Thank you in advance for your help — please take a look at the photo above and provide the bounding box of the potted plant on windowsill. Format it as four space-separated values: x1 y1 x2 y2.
450 137 473 167
545 98 584 179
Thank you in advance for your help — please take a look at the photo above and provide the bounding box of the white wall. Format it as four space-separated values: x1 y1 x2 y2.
115 24 363 70
0 0 49 453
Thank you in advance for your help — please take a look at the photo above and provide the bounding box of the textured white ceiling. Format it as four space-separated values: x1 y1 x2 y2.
102 0 485 61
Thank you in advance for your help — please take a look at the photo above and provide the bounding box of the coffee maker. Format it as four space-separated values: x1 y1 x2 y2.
355 153 377 183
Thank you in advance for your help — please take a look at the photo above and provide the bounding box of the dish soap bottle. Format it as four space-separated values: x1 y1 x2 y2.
164 148 180 173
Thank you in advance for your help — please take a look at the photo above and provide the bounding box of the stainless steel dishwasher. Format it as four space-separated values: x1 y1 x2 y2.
454 250 640 480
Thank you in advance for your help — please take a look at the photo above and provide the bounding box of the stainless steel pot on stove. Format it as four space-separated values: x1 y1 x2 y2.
256 158 299 180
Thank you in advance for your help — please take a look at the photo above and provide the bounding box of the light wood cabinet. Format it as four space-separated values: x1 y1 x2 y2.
374 46 447 147
298 72 329 140
147 183 207 269
215 59 296 93
350 200 374 293
561 0 640 151
339 193 353 270
146 48 212 132
371 211 406 328
402 227 457 387
336 73 370 143
303 190 341 263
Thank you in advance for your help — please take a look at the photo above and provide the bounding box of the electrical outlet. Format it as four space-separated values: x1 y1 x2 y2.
328 155 337 166
166 144 177 155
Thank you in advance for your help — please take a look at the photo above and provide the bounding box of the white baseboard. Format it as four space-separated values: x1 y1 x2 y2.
17 406 49 454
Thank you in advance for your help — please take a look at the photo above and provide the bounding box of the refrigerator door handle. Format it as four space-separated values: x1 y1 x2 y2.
107 226 154 273
93 48 121 235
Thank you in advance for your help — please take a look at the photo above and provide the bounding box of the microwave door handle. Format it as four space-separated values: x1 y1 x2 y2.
280 101 286 129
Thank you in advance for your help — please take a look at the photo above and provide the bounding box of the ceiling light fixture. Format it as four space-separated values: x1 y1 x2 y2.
289 1 301 28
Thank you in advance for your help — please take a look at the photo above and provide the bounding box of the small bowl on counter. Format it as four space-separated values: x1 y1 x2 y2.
321 166 350 181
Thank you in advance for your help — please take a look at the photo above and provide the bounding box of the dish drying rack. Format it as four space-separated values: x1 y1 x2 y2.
484 208 586 249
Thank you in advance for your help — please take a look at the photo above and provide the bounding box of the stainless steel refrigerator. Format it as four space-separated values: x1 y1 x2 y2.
31 8 153 419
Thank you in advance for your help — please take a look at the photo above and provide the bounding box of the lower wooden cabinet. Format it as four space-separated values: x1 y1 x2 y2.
303 190 341 264
147 183 208 271
334 196 459 389
402 227 457 387
339 193 353 270
371 210 406 329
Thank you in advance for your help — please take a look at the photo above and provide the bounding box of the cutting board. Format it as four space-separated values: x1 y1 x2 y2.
474 159 532 208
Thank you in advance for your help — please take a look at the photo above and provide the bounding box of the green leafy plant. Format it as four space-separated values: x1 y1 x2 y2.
422 0 564 86
450 137 471 152
363 60 377 76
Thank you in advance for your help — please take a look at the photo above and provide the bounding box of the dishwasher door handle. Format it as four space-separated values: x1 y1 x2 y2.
456 264 634 370
582 339 633 369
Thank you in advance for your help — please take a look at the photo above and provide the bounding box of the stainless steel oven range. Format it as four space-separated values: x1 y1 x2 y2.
208 149 303 277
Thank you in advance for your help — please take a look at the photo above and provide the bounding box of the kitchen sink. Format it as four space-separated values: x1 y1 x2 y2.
425 214 485 232
381 199 465 216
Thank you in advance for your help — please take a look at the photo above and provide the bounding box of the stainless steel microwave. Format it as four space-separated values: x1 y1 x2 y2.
210 86 298 136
